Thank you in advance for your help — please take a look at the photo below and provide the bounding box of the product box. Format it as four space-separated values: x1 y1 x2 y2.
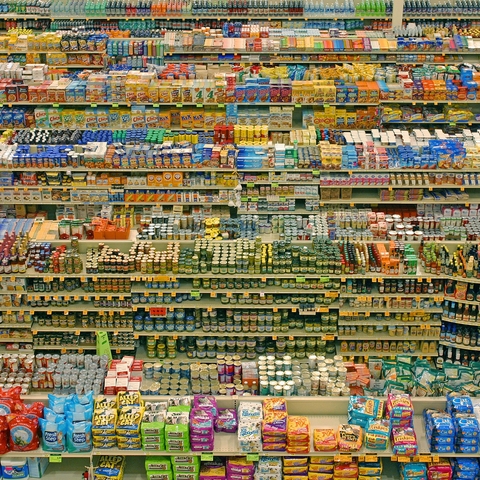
27 457 49 478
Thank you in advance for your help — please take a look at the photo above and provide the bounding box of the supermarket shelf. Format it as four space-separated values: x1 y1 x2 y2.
0 50 106 54
338 307 442 314
136 347 218 363
131 286 340 296
6 304 130 312
0 101 380 107
0 336 32 342
100 414 397 457
18 268 428 280
383 120 480 124
242 195 319 199
1 415 473 465
240 181 318 185
320 184 478 189
171 59 397 64
404 15 480 19
439 340 480 351
0 50 107 54
0 167 236 173
338 320 442 326
316 192 473 204
382 99 480 104
164 49 479 55
240 208 316 215
0 13 393 20
338 334 439 341
25 290 132 299
0 346 34 354
4 166 480 174
338 317 442 327
133 300 334 310
32 344 135 351
446 297 480 306
340 293 444 298
441 316 480 327
336 346 438 357
32 324 133 333
133 329 336 338
48 64 105 68
1 450 92 460
0 323 32 328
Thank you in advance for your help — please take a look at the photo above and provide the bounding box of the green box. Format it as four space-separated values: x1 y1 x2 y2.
173 474 198 480
143 443 166 451
171 456 200 466
141 422 165 436
145 457 171 472
173 464 199 474
142 435 165 444
146 470 173 480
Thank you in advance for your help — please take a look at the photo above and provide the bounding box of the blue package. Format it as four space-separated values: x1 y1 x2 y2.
431 443 455 453
39 418 67 452
447 394 474 414
48 394 74 415
456 437 478 446
66 421 92 453
456 444 479 454
454 415 479 437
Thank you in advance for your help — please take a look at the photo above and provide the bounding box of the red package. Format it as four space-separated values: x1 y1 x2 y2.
0 416 10 454
7 414 40 451
18 403 44 418
0 386 22 415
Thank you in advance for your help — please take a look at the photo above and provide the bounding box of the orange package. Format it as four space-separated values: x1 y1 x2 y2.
313 428 338 451
287 416 310 441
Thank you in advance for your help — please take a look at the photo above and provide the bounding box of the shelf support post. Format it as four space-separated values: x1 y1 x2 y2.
392 0 404 29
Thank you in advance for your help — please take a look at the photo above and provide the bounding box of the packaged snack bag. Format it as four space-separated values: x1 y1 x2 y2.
337 424 363 452
39 417 66 452
7 414 40 452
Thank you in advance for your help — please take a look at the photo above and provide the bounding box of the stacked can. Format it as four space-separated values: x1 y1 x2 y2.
309 354 349 397
0 352 35 394
258 355 296 397
217 354 242 385
190 363 219 395
31 352 108 394
140 360 192 395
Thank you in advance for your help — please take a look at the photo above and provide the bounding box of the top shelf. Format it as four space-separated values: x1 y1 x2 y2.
0 13 393 20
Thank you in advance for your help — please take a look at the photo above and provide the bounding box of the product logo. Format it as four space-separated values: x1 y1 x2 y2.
72 432 86 444
10 425 34 447
44 430 59 443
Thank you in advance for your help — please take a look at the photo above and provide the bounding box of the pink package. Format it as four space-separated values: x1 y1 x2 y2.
190 408 214 435
386 394 414 420
194 395 218 418
215 409 238 434
427 460 453 480
191 441 215 451
391 426 418 456
190 433 214 443
226 458 255 475
262 411 287 436
227 474 254 480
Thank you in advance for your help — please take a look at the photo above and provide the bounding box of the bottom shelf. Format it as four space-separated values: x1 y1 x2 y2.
31 453 435 480
40 457 91 479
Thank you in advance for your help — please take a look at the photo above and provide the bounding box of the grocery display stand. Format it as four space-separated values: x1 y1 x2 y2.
2 1 480 479
0 396 453 479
